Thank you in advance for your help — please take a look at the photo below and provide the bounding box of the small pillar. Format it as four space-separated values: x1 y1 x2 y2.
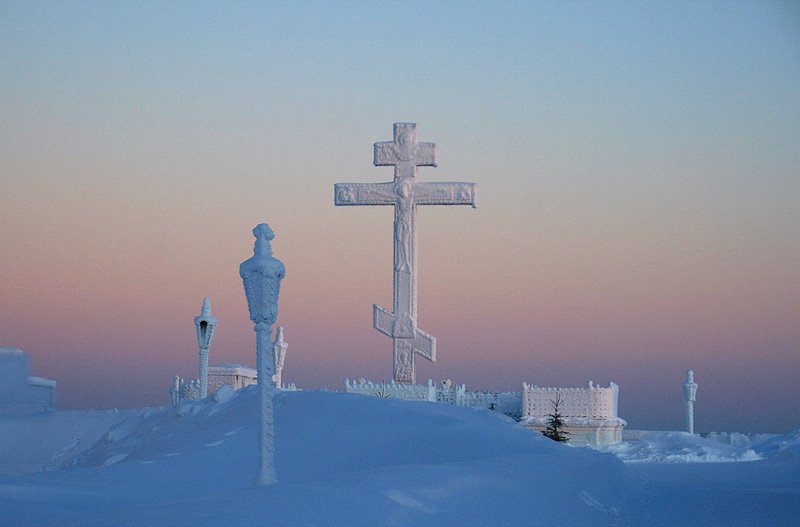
683 369 698 434
273 326 288 388
170 375 181 406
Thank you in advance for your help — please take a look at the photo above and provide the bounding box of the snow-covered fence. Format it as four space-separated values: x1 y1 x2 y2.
344 379 437 401
456 388 523 420
345 379 522 419
435 381 457 404
522 381 619 420
170 376 201 405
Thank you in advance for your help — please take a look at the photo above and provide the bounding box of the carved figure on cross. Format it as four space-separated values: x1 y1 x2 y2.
335 122 477 384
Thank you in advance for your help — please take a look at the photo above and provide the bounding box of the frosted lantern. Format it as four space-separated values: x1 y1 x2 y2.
240 223 285 486
194 297 218 398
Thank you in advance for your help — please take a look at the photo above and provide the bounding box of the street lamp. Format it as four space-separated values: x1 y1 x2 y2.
194 297 218 398
240 223 285 485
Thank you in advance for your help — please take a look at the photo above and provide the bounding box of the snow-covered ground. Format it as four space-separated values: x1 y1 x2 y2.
1 387 798 526
595 430 764 464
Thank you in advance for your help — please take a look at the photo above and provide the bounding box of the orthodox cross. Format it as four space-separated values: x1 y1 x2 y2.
335 122 477 384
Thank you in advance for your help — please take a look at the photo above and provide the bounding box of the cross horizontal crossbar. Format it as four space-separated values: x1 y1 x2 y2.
334 182 477 207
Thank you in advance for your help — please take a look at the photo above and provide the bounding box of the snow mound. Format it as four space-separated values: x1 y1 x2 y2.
595 430 761 463
752 427 800 461
1 388 628 526
685 430 800 461
705 431 776 448
0 408 137 475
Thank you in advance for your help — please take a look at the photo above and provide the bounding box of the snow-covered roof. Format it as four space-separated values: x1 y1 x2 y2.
208 364 257 376
28 376 57 388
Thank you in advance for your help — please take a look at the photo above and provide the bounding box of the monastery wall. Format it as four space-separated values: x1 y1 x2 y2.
345 378 625 445
522 382 619 420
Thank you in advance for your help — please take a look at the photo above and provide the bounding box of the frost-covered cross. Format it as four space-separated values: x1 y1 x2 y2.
335 123 477 384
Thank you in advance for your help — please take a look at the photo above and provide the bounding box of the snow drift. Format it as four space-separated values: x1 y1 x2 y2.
1 387 628 526
3 387 799 526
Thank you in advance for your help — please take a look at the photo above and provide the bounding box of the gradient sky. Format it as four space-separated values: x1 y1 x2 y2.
2 1 798 432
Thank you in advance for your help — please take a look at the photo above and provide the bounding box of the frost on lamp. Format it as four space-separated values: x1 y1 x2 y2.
240 222 285 486
194 296 218 399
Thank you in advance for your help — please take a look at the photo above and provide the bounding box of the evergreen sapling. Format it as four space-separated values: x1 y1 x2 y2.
542 393 570 443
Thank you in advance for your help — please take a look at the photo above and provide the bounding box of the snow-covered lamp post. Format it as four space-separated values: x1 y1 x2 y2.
240 223 285 486
194 297 218 398
683 369 698 434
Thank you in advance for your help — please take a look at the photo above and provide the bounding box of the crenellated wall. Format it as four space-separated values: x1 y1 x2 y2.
521 382 625 445
522 381 619 420
344 378 437 401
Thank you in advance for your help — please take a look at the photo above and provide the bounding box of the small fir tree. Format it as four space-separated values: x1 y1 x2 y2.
375 380 391 399
542 393 570 443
